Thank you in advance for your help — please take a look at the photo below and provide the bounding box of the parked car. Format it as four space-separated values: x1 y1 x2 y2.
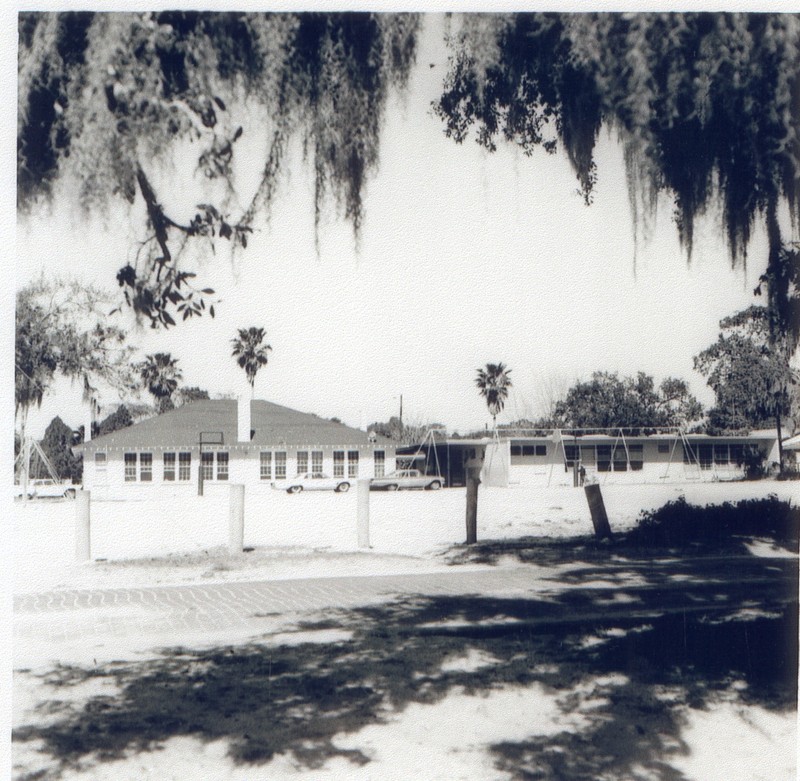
271 472 351 494
14 479 77 499
370 469 445 491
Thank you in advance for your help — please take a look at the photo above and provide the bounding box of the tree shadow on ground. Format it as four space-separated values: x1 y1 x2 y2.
14 554 797 780
444 495 799 569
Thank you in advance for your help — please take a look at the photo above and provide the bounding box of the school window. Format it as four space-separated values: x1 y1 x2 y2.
348 450 359 478
164 452 176 481
333 450 345 477
165 452 192 481
275 451 287 479
217 452 229 480
201 452 214 480
580 446 595 465
597 445 612 472
260 452 273 480
374 450 385 478
628 444 644 471
612 446 628 471
125 452 152 482
138 452 152 481
658 443 670 454
564 445 579 468
201 451 228 480
714 445 729 465
311 451 323 474
698 445 713 469
124 453 137 482
297 451 309 475
94 451 107 472
511 443 546 464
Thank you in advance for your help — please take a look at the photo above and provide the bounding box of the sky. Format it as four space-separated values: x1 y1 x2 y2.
13 12 784 439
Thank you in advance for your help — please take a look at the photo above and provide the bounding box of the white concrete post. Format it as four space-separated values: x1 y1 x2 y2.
357 479 371 548
229 484 245 555
76 490 91 562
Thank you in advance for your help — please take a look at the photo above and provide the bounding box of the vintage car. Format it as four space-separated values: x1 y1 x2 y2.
14 479 77 499
271 472 351 494
370 469 445 491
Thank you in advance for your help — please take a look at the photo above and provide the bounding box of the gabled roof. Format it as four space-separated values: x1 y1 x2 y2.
74 399 391 452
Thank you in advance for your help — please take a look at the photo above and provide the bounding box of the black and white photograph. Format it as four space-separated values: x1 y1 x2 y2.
9 7 800 780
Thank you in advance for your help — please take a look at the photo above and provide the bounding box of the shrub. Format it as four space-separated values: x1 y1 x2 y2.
624 495 798 551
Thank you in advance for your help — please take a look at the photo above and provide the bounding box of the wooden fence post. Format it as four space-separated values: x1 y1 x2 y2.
357 479 371 548
229 484 245 554
465 466 481 544
76 490 91 562
584 483 613 539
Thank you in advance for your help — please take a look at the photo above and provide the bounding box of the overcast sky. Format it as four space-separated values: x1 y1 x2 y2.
15 12 778 439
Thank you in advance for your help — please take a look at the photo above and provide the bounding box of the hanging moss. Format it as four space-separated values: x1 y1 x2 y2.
17 12 420 327
435 12 800 345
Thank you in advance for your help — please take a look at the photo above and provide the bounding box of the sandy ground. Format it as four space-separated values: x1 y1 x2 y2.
10 480 799 781
12 480 799 594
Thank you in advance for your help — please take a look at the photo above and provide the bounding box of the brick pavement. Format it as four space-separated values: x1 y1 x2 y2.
13 556 798 646
13 568 545 645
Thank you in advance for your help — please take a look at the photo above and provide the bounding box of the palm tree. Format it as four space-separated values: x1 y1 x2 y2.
475 363 513 430
139 353 182 413
231 327 272 397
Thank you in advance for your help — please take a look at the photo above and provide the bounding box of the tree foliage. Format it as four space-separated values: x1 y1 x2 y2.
18 12 799 347
15 279 136 417
138 352 182 412
553 371 703 430
231 326 272 392
175 386 210 405
435 13 800 346
18 12 420 327
366 416 446 446
40 415 82 482
475 362 513 425
97 404 133 436
694 306 796 440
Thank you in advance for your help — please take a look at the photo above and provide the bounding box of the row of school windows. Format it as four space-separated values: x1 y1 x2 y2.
107 450 387 482
557 442 758 472
563 444 645 472
682 443 758 469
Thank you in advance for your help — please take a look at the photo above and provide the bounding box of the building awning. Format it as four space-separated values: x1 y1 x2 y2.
396 452 426 461
783 434 800 451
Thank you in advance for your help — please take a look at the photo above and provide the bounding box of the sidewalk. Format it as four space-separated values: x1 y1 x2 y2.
15 555 797 648
13 568 546 647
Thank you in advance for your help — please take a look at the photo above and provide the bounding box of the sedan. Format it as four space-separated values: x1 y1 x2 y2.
15 479 77 499
271 472 351 494
370 469 445 491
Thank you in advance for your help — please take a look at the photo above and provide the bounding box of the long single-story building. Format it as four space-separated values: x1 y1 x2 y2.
73 398 396 498
399 429 781 487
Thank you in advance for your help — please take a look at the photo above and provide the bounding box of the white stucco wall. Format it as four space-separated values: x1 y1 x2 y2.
81 445 396 499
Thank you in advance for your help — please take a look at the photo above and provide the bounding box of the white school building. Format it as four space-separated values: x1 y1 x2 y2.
73 398 397 499
402 429 782 487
